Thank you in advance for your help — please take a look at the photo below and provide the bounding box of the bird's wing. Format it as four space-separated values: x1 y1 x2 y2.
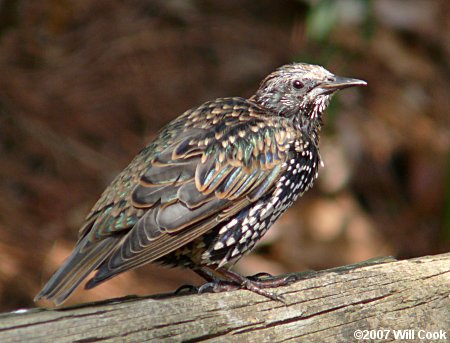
88 98 297 284
90 99 294 285
36 98 296 303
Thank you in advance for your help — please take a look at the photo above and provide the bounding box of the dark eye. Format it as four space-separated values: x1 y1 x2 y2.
293 80 304 89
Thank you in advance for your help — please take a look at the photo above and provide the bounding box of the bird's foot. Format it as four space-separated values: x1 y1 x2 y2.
174 284 199 295
194 267 299 302
240 278 286 302
247 272 274 281
174 280 239 295
197 280 240 294
195 278 285 302
247 272 298 285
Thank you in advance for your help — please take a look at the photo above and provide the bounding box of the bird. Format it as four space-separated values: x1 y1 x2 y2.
35 63 366 305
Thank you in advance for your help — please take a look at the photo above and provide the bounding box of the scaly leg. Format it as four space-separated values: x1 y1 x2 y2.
197 266 297 302
175 266 296 302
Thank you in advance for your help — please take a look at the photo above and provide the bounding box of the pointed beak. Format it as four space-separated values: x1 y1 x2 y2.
321 76 367 94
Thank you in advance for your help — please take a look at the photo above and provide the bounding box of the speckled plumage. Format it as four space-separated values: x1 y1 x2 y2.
36 63 366 304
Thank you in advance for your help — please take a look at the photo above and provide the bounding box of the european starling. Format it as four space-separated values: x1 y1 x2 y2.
35 63 366 305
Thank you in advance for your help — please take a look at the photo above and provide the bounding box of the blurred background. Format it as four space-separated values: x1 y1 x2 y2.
0 0 448 311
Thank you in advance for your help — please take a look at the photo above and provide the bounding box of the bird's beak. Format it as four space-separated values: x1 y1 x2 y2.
321 76 367 94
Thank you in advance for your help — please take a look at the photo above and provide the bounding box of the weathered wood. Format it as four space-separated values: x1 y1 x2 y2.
0 253 448 342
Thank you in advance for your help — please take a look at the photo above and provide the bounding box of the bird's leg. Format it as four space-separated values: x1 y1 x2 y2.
194 267 239 293
193 267 217 282
216 267 291 302
173 267 215 294
196 266 296 302
176 266 296 302
174 267 237 295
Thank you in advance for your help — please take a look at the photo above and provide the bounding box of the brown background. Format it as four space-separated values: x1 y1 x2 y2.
0 0 448 311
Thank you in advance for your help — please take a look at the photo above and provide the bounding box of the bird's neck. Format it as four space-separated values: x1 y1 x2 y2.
292 112 322 147
292 96 327 145
250 94 326 146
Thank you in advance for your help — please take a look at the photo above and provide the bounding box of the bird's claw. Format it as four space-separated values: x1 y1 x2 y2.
247 272 274 281
197 281 239 294
174 284 199 295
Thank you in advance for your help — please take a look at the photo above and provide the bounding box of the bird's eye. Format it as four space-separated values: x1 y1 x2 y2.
293 80 304 89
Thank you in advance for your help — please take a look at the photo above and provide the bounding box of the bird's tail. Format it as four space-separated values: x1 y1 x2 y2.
35 236 119 305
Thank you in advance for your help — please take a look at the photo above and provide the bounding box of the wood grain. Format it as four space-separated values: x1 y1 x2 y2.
0 253 448 342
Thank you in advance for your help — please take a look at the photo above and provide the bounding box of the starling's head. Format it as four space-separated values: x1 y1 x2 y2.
253 63 366 121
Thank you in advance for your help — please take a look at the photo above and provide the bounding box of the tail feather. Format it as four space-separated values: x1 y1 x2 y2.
35 236 120 305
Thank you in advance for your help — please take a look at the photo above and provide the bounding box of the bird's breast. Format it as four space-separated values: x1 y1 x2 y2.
198 140 320 267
